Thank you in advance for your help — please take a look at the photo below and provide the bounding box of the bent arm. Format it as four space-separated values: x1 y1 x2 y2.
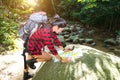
52 33 62 46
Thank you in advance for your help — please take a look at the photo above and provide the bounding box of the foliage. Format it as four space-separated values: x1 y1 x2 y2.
0 0 34 53
79 0 120 30
0 18 18 51
51 0 120 31
34 0 120 31
116 30 120 36
0 0 34 21
54 0 81 20
0 0 120 52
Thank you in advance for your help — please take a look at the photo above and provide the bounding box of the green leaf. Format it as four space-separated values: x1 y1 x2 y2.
77 0 81 2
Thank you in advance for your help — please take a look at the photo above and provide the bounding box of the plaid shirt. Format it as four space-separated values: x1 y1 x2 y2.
28 26 62 55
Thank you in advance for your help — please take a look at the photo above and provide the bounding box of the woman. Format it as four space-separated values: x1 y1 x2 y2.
24 18 72 79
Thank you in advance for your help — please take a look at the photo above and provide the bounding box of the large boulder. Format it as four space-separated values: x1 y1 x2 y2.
32 45 120 80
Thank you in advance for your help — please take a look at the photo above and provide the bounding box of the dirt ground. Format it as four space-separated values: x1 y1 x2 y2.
84 27 120 57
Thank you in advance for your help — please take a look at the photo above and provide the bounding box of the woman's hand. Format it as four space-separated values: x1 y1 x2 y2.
55 54 71 63
63 46 75 52
63 48 72 52
61 57 71 63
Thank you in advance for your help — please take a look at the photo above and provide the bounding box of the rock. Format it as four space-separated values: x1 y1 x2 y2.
113 49 120 55
104 38 117 46
63 35 70 39
76 26 81 31
87 30 95 37
73 37 79 44
91 42 96 46
61 31 70 35
116 36 120 45
63 27 71 33
69 35 79 44
77 28 84 38
85 38 94 44
70 25 77 32
65 38 72 42
58 35 66 47
32 45 120 80
79 38 85 44
78 33 84 38
58 35 65 42
70 32 77 36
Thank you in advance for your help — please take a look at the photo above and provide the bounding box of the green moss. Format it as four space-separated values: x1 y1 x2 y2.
32 47 120 80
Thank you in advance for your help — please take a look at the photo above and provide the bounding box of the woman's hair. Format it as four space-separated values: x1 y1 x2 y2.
53 14 60 19
51 18 67 28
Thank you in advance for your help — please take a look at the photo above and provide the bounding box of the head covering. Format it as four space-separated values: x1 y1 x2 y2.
51 18 67 28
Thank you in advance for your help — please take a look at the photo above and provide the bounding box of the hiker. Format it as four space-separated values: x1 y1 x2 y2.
24 18 72 78
20 11 48 80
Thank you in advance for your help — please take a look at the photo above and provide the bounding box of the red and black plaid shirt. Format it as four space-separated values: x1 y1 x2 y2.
27 26 62 55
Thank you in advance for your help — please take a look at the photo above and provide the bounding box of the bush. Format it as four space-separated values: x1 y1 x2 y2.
0 18 18 52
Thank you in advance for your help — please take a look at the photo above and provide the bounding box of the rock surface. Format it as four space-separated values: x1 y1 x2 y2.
32 44 120 80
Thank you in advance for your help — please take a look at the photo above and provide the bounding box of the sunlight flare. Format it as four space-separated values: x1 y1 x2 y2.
25 0 37 7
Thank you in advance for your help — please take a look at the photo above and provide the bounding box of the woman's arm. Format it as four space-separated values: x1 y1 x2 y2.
55 54 71 63
59 45 75 52
59 46 65 51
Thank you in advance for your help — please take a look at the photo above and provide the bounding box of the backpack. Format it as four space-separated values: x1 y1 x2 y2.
19 11 47 41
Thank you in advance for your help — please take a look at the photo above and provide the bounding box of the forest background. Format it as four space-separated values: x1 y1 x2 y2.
0 0 119 54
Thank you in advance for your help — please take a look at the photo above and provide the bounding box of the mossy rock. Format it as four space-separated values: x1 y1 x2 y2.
32 45 120 80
